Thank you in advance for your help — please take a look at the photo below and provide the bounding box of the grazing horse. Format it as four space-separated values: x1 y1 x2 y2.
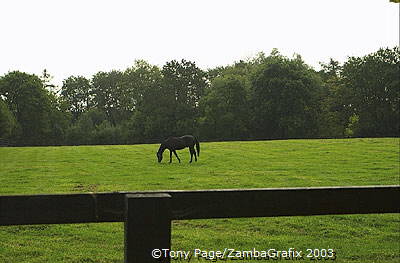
156 135 200 163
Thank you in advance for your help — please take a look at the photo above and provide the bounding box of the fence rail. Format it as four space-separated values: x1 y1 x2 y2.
0 185 399 262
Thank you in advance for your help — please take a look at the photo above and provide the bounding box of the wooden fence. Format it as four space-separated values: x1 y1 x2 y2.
0 185 399 262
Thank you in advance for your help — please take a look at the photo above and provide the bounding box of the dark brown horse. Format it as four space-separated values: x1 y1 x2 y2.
156 135 200 163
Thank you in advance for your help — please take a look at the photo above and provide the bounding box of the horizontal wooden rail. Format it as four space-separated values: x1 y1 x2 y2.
0 185 399 226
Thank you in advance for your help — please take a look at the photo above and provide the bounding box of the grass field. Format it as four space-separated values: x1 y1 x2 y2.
0 138 399 262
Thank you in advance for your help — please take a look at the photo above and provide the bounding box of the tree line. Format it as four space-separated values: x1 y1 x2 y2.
0 47 398 146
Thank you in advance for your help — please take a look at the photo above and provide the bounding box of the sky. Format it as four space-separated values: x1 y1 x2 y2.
0 0 399 86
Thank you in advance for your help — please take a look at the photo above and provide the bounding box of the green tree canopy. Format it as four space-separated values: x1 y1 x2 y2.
61 76 92 121
341 47 400 137
161 59 207 135
250 52 322 139
0 98 17 140
199 74 249 139
0 71 54 145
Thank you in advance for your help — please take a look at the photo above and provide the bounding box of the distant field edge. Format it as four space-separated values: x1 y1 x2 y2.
0 136 398 147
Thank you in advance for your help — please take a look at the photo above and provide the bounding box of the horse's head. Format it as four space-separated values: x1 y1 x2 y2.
156 150 163 163
157 143 166 163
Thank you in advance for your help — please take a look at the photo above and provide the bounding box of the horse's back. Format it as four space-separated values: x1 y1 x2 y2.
181 135 197 145
164 135 196 149
181 134 195 141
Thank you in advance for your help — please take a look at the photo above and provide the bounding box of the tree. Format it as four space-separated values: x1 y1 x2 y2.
250 51 322 139
199 74 249 139
92 70 131 126
317 59 350 138
122 60 160 114
41 69 58 93
161 59 207 135
65 108 109 145
61 76 92 121
340 47 400 137
0 98 17 140
0 71 71 145
0 71 54 145
127 62 169 142
46 92 71 145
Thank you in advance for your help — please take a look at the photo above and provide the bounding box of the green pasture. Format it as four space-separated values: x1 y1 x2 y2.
0 138 399 262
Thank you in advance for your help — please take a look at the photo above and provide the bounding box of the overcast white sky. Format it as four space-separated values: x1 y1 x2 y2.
0 0 398 85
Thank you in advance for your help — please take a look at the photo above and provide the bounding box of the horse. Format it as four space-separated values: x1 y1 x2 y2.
156 135 200 163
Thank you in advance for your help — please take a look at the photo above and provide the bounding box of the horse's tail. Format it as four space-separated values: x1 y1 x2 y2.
195 137 200 157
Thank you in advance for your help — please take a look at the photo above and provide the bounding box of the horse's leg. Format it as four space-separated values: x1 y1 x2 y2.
193 146 197 162
173 150 181 163
169 150 172 163
189 148 193 163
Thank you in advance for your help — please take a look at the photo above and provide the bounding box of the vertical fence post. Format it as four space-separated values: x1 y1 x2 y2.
124 193 171 263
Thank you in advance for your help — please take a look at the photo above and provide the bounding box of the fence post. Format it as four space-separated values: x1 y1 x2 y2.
124 193 171 263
